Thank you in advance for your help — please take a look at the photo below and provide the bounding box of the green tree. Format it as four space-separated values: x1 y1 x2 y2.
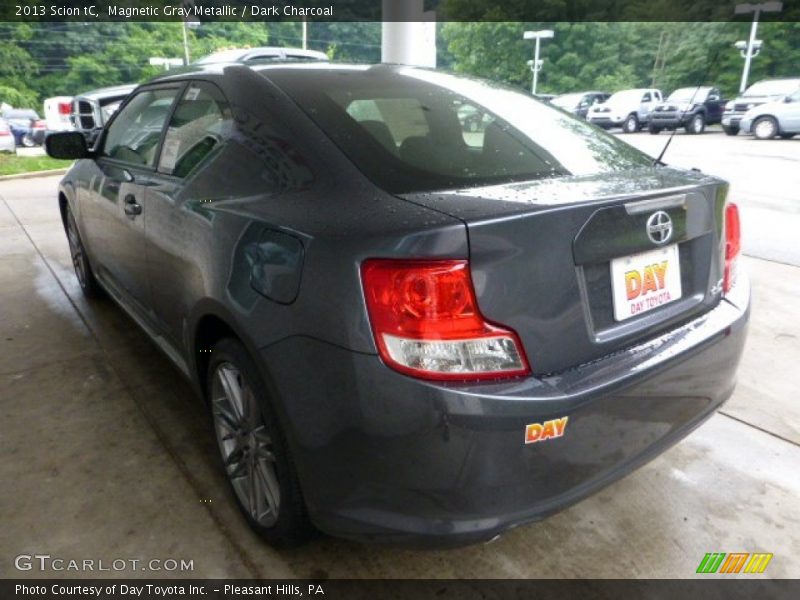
0 85 39 108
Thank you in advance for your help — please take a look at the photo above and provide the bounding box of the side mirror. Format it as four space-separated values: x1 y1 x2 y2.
45 131 91 160
784 96 793 103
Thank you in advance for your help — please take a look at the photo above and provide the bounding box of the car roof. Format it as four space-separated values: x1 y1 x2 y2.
2 108 38 116
147 62 409 85
76 84 138 100
671 85 713 91
195 46 329 65
754 77 800 82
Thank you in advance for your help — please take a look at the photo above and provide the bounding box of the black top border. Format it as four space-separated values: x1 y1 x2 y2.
2 0 800 22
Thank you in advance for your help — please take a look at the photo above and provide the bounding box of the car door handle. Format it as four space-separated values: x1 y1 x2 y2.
124 194 142 216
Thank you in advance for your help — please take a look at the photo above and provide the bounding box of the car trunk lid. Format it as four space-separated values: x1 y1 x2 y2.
400 167 728 375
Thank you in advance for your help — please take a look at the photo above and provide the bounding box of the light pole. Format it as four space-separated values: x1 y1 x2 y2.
734 2 783 93
523 29 554 95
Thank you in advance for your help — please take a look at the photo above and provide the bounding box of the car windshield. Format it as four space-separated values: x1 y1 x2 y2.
744 80 800 97
551 93 584 108
605 90 645 106
267 66 651 194
668 87 707 102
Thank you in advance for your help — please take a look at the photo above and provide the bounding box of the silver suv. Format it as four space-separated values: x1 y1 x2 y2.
722 78 800 136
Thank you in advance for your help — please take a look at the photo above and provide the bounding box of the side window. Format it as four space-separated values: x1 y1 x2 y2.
642 93 652 103
102 88 180 167
158 82 232 178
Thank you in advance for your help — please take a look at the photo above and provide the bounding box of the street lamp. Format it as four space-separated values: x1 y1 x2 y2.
734 39 762 58
734 2 783 93
523 29 554 95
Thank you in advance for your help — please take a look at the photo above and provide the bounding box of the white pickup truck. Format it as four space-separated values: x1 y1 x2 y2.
587 88 663 133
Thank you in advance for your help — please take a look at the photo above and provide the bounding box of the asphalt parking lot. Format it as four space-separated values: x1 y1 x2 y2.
1 130 799 579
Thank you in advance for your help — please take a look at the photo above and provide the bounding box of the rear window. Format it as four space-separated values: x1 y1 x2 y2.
267 66 651 193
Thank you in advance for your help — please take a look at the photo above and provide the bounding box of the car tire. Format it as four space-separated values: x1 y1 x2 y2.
207 338 315 547
623 114 639 134
686 113 706 135
722 125 739 136
648 125 662 135
753 116 778 140
22 134 35 148
64 206 103 298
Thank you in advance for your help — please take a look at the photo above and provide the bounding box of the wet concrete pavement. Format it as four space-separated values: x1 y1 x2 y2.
1 174 798 579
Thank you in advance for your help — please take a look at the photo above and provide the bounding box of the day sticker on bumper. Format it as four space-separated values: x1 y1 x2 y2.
525 417 569 444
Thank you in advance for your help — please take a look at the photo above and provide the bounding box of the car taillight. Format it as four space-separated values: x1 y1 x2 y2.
58 102 72 115
361 259 530 381
723 203 741 294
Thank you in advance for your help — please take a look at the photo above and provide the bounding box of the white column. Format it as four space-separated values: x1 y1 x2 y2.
381 0 436 67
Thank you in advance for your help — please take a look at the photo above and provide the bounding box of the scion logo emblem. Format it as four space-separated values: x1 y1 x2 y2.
646 210 673 245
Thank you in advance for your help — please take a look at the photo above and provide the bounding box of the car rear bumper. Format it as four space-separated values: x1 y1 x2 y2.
259 276 750 546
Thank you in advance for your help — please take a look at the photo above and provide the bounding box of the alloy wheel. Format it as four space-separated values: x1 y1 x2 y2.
66 211 87 288
211 362 281 527
754 118 777 140
691 115 705 134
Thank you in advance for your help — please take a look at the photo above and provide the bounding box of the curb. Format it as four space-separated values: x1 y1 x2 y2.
0 168 69 182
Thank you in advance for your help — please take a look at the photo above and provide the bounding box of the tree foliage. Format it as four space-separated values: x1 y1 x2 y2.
1 20 799 111
441 21 800 98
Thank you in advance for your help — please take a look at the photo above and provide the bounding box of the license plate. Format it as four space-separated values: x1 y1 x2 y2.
610 244 682 321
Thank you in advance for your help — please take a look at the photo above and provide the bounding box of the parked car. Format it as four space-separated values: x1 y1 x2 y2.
43 96 75 135
195 46 329 65
46 63 748 548
1 108 46 147
0 119 15 153
648 86 725 134
72 84 137 147
740 88 800 139
551 91 611 119
587 88 663 132
457 103 489 132
721 78 800 135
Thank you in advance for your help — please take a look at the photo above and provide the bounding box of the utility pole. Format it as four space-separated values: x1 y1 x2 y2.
182 22 190 65
651 30 667 88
